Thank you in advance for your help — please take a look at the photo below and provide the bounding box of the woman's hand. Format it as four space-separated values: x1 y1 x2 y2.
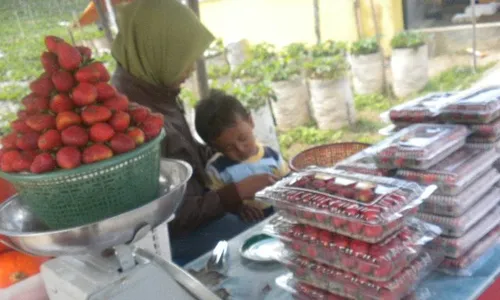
237 205 265 223
235 174 278 200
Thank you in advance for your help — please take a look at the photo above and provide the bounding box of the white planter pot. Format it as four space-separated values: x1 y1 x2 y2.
226 39 251 70
251 102 281 154
270 78 311 131
391 44 429 98
349 52 384 95
308 77 356 130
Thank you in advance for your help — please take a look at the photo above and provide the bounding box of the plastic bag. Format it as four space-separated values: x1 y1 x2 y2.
391 45 429 99
256 168 437 243
270 78 311 131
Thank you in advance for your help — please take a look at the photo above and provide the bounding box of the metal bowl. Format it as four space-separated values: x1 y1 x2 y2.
0 159 192 257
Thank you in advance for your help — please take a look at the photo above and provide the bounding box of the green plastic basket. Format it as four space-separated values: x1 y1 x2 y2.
0 130 165 230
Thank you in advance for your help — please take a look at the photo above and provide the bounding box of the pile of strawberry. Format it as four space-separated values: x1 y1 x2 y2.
0 36 164 174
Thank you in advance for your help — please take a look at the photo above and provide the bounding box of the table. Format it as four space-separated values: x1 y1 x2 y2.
185 217 500 300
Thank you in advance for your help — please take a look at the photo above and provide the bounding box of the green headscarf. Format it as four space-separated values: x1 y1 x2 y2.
112 0 214 87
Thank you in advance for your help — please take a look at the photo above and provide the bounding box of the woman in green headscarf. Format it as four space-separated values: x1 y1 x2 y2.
111 0 275 265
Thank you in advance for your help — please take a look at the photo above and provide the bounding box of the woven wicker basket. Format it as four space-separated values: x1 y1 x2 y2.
289 142 371 172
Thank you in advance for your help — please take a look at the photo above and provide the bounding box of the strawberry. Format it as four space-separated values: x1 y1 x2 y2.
350 240 370 256
22 94 49 113
1 133 17 149
12 152 34 172
363 225 383 238
331 234 349 248
368 244 389 258
40 51 59 74
373 260 393 278
362 209 380 222
347 222 364 235
331 216 347 228
1 150 22 172
29 76 54 97
50 93 74 113
129 105 151 124
75 64 101 83
72 83 98 106
56 111 82 131
110 133 136 154
95 82 116 100
61 125 89 147
30 153 56 174
303 225 320 241
318 230 332 246
25 114 56 132
56 147 81 169
82 144 113 164
81 105 112 125
141 113 164 140
75 46 92 62
340 256 357 269
127 127 145 145
38 129 62 151
422 174 437 185
103 94 129 111
17 110 30 120
52 69 75 92
306 245 318 258
56 42 82 71
10 119 32 133
344 205 360 217
16 131 40 151
109 111 131 132
91 61 110 82
356 261 373 275
89 123 115 143
44 36 63 53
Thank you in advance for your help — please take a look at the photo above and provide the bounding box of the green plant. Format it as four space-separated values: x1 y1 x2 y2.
214 81 276 110
180 89 198 108
208 64 230 80
205 38 225 58
0 84 29 102
420 64 494 93
265 57 302 82
283 43 310 60
391 31 425 49
250 42 278 62
310 40 347 58
231 59 266 81
305 55 349 80
354 93 394 112
350 37 379 56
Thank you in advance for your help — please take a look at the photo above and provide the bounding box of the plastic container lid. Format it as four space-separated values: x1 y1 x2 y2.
420 169 500 217
417 187 500 237
335 151 393 177
264 217 441 282
427 206 499 258
438 226 499 277
441 86 500 124
396 147 498 196
256 168 436 243
281 250 443 300
383 92 455 125
371 124 469 170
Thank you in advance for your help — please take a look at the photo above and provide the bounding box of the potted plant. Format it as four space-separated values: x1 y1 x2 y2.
208 64 231 85
267 56 311 131
225 39 251 70
390 31 428 98
215 81 281 152
349 37 384 95
204 38 229 70
310 40 347 58
305 55 356 130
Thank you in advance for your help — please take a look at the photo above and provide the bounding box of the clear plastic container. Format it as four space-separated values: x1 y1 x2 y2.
417 187 500 237
264 217 441 281
419 169 500 217
256 168 437 243
385 92 455 126
0 274 49 300
438 226 499 276
427 206 499 258
335 151 394 177
468 118 500 143
466 138 500 152
281 251 443 300
441 86 500 124
396 147 498 196
371 124 469 170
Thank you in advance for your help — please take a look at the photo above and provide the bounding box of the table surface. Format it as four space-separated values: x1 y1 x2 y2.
185 217 500 300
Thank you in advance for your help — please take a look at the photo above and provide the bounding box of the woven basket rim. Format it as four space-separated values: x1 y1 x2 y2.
289 142 371 171
0 129 165 182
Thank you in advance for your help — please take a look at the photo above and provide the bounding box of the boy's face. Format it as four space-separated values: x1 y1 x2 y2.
213 116 258 162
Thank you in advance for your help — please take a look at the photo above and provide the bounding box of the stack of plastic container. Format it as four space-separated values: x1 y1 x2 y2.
256 167 443 300
340 123 500 277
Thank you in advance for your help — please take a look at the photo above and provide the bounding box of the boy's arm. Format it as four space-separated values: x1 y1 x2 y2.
276 156 291 177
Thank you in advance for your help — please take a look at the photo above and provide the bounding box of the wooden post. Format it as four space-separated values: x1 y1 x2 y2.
92 0 114 44
187 0 210 99
369 0 389 97
470 0 477 72
313 0 321 44
104 0 118 34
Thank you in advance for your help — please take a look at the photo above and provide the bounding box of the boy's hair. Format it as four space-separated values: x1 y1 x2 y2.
195 89 251 144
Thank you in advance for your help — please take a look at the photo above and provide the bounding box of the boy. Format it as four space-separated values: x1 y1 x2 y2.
195 89 289 222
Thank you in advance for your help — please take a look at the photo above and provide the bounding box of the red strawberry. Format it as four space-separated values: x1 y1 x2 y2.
45 36 63 53
110 133 136 154
130 105 151 124
340 256 357 269
89 123 115 143
16 131 40 151
72 83 98 106
306 245 318 258
95 82 116 100
38 129 62 151
91 61 110 82
52 70 75 92
369 244 389 258
1 150 22 172
25 114 56 132
56 42 82 71
22 94 49 113
75 46 92 62
362 209 380 222
331 234 349 248
141 113 164 139
357 261 373 275
50 94 74 113
75 64 101 83
350 240 370 256
344 205 360 217
11 152 34 172
363 225 383 238
81 105 112 125
40 51 59 74
82 144 113 164
318 230 332 246
61 125 89 147
29 76 54 97
17 110 30 120
374 260 393 278
56 111 82 131
1 133 17 149
30 153 56 174
56 147 81 169
109 111 131 132
331 216 347 228
127 127 145 145
347 222 364 235
10 119 32 133
303 225 320 241
103 94 129 111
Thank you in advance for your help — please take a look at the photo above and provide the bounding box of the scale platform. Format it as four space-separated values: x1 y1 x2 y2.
0 159 220 300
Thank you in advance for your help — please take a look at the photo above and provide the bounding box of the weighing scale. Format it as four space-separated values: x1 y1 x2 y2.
0 159 220 300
